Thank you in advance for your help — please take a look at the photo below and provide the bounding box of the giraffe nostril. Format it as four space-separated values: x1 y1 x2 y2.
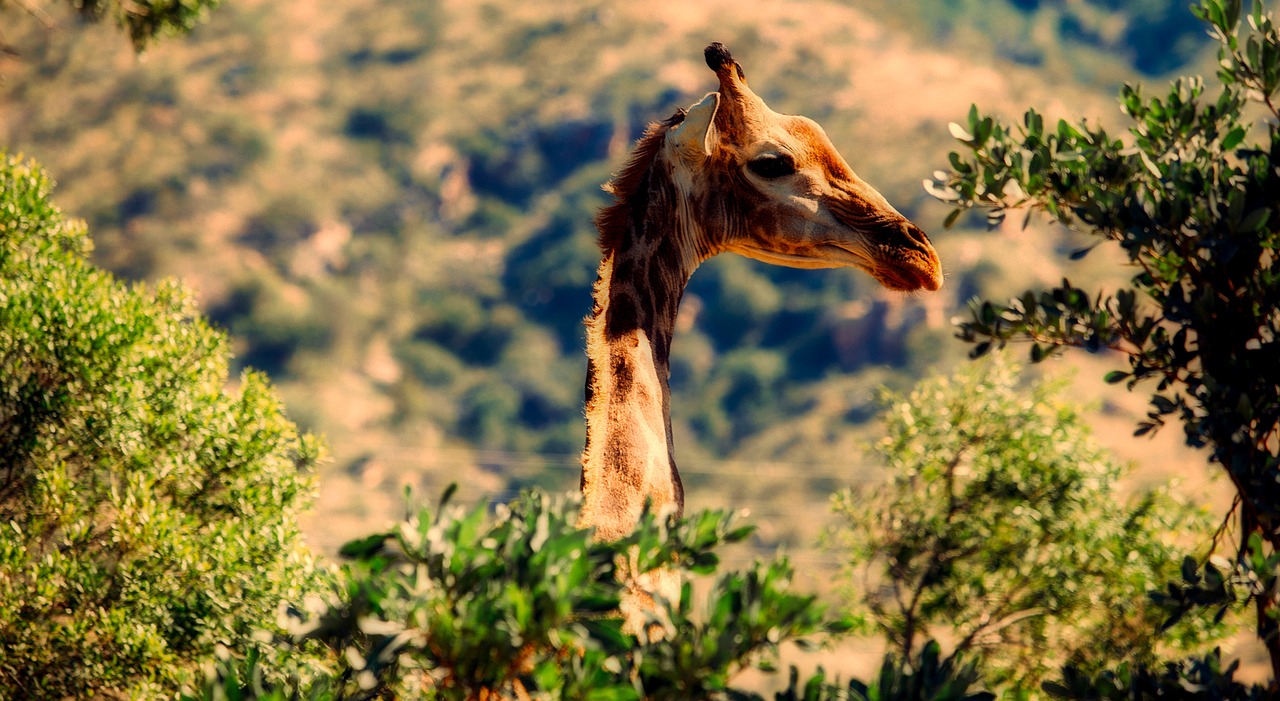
903 222 932 252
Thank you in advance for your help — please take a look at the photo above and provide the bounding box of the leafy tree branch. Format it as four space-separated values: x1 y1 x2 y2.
928 0 1280 682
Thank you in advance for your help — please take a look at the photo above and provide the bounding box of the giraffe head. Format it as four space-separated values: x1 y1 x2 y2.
662 43 942 292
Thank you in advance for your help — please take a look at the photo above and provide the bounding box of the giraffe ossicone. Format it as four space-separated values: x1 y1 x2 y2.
579 43 942 550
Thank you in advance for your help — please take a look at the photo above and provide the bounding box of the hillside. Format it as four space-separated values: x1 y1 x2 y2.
0 0 1223 577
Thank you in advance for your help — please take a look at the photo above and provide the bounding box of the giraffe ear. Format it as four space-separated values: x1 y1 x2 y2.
669 92 719 161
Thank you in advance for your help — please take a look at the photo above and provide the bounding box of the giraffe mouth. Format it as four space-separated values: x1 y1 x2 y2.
733 244 858 270
734 243 942 291
872 258 943 292
864 247 943 292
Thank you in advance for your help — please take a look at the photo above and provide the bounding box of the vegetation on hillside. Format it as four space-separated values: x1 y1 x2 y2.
882 0 1208 79
0 0 1221 555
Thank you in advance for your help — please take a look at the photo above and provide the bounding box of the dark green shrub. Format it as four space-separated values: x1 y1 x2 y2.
1046 650 1269 701
928 0 1280 687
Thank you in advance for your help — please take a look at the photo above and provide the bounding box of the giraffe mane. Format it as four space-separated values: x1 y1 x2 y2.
594 110 687 254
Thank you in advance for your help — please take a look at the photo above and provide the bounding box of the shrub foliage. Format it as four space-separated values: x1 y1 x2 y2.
190 489 877 700
832 360 1222 696
0 154 323 697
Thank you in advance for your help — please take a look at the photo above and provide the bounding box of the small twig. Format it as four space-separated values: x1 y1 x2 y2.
1204 494 1242 563
969 607 1047 647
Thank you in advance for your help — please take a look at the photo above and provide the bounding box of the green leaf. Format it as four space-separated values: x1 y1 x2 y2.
439 482 459 509
1181 555 1199 583
1221 125 1247 149
1041 680 1072 699
1160 608 1186 631
1068 243 1100 260
1138 150 1162 177
1239 208 1270 232
340 533 390 560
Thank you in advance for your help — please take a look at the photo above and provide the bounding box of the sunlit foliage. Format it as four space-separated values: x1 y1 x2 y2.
0 154 325 697
831 360 1224 697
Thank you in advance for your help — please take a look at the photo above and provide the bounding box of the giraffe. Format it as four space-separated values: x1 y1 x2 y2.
578 43 941 566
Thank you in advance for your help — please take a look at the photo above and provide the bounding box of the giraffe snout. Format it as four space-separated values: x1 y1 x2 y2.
898 221 943 291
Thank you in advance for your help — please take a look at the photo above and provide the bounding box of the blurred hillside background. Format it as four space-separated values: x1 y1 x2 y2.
0 0 1228 593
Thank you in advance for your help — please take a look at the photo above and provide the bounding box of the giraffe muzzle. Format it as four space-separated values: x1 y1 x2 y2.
867 222 943 292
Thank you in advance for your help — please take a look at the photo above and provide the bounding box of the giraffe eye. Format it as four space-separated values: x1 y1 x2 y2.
747 153 796 179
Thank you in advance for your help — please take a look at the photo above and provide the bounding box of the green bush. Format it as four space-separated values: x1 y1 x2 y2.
0 154 325 697
185 486 1008 701
830 360 1225 697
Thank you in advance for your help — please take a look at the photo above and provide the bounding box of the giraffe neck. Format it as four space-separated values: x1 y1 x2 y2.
579 153 705 541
